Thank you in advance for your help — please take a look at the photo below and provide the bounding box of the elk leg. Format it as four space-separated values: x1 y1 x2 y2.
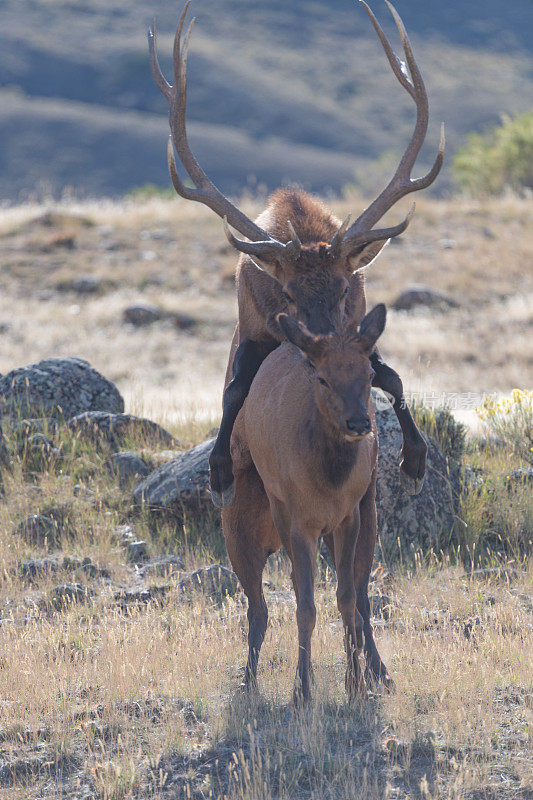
209 338 275 508
355 470 394 690
222 463 279 691
370 351 427 495
289 528 318 706
333 511 367 700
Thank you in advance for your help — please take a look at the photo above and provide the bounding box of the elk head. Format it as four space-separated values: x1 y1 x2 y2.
277 304 387 441
149 1 444 335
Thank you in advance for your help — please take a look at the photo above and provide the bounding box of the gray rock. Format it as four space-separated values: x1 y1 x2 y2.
133 438 214 514
56 274 104 294
12 419 59 439
106 452 150 486
374 393 458 561
19 558 59 580
439 238 457 249
178 564 240 602
15 515 60 547
391 285 457 311
19 434 61 470
49 583 93 609
123 303 164 326
114 585 170 609
127 540 148 562
133 394 457 562
138 554 185 578
504 468 533 488
68 411 174 449
368 594 393 620
0 357 123 420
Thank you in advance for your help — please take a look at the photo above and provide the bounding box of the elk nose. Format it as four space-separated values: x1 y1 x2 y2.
346 417 371 436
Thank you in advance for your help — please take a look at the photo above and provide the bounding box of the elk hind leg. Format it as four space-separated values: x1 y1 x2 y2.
222 464 279 691
210 338 275 508
370 351 427 495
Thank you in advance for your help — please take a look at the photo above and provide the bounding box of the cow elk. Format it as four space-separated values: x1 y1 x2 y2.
224 304 390 702
149 1 444 509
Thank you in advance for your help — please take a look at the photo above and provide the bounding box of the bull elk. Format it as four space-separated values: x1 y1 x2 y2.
149 1 444 508
224 304 389 702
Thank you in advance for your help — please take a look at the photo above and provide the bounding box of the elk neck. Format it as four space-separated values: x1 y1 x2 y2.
301 380 362 490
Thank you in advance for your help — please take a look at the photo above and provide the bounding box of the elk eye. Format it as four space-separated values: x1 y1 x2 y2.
318 377 329 388
341 286 349 298
281 289 293 303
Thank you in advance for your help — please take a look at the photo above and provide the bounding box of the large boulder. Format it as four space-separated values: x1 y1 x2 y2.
133 393 458 560
0 357 123 420
133 438 213 516
372 392 458 561
67 411 175 448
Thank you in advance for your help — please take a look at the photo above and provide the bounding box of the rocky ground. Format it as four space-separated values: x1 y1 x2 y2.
0 195 531 798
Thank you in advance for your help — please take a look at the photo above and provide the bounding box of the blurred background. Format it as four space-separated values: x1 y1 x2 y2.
1 0 532 200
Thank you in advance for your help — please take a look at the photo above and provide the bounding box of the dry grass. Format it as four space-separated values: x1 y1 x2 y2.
0 412 531 799
0 194 531 798
0 194 532 424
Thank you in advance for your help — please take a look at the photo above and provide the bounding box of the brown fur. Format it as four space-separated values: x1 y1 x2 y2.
223 308 393 702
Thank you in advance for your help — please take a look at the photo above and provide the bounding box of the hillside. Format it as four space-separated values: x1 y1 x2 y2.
1 0 532 199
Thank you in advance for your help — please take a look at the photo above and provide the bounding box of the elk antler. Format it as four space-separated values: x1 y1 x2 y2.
148 4 300 266
335 1 445 258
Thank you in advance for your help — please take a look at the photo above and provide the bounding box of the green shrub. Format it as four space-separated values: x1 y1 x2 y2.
476 389 533 465
411 404 466 472
452 109 533 195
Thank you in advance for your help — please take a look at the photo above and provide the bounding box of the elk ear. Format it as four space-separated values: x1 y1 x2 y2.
349 239 389 272
277 313 323 358
359 303 387 351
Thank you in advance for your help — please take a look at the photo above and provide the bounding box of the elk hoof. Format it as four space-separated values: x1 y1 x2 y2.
210 481 236 508
399 464 424 495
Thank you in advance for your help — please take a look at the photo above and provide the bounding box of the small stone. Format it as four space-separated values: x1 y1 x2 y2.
504 468 533 488
127 540 148 562
56 274 104 294
439 238 457 249
391 285 457 311
123 303 163 326
171 312 197 330
19 558 59 581
115 524 136 543
106 452 150 486
369 594 393 620
114 585 170 609
138 554 185 578
19 434 61 469
15 515 60 547
178 564 240 602
50 583 93 609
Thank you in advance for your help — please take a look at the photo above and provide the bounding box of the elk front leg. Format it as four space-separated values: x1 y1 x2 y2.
333 511 367 700
370 351 427 495
209 338 275 507
289 528 318 706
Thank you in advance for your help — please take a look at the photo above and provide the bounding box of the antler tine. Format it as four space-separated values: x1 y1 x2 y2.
148 20 172 100
359 2 415 100
287 221 302 257
341 2 445 256
346 202 415 248
151 4 276 245
223 217 298 263
328 214 352 255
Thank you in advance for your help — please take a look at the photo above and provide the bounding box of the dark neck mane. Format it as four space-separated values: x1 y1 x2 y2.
303 406 359 489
